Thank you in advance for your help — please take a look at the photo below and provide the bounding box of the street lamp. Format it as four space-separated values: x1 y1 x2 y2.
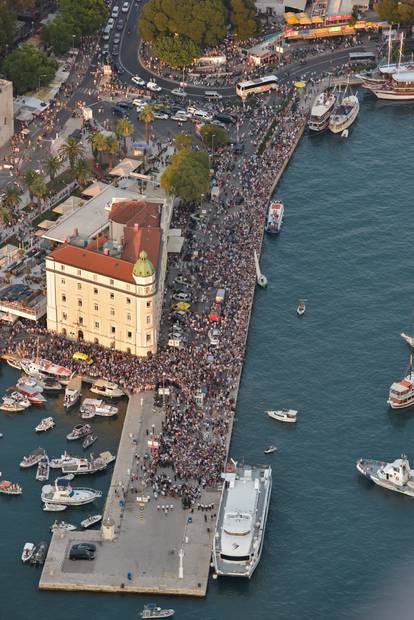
38 73 47 91
72 34 76 50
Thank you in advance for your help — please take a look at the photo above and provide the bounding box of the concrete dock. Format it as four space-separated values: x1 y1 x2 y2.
40 392 220 596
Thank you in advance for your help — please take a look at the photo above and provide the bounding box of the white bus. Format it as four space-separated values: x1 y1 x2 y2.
236 75 278 98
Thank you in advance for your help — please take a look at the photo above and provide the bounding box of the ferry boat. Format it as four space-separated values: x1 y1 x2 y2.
66 424 92 441
265 200 284 235
20 447 47 468
90 379 124 398
356 455 414 497
267 409 297 423
0 480 23 495
213 463 272 578
329 87 359 134
64 376 82 409
41 478 102 506
36 456 50 482
35 417 55 432
308 90 336 132
21 358 73 384
387 356 414 409
61 456 107 475
80 398 118 418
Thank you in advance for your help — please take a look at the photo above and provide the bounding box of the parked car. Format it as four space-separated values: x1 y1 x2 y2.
71 543 97 552
112 44 120 55
214 112 236 125
111 5 120 17
112 104 129 117
171 302 191 312
173 292 192 302
113 32 121 44
147 81 162 92
153 111 169 120
132 76 145 87
122 1 130 11
171 312 187 323
171 112 189 122
174 276 193 287
107 17 115 29
113 62 124 74
208 328 221 346
116 18 124 30
69 547 95 561
204 90 222 100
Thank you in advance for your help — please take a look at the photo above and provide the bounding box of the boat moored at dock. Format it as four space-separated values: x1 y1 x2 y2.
21 358 73 384
41 478 102 506
61 455 107 475
36 456 50 482
20 447 47 468
80 398 118 417
265 200 284 235
308 90 336 132
21 542 34 562
29 541 48 566
35 417 55 432
356 455 414 497
90 379 124 399
213 463 272 578
329 87 359 134
64 376 82 409
66 424 92 441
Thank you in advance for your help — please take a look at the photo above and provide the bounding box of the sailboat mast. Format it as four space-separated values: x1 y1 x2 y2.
397 32 404 73
387 25 392 67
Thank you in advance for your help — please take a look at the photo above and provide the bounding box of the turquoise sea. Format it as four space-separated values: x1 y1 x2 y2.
2 96 414 619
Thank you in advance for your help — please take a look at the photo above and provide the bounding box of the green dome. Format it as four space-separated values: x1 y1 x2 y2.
133 250 155 278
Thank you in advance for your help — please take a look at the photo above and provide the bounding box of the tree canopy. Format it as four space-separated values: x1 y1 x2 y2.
2 45 58 95
161 149 209 202
0 4 16 58
375 0 414 23
200 123 229 148
230 0 259 40
153 35 200 67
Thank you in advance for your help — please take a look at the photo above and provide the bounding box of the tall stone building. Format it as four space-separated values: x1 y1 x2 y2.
0 80 14 148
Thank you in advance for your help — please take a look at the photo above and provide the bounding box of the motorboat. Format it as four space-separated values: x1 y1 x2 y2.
41 478 102 506
57 474 74 481
356 455 414 497
6 391 31 408
0 398 27 412
81 514 102 528
21 542 34 562
80 398 118 417
329 85 359 134
17 376 44 392
43 502 67 512
140 605 175 619
21 358 73 384
213 463 272 578
64 376 82 409
82 433 98 449
29 541 48 566
401 332 414 347
31 373 62 392
50 520 77 533
6 357 21 370
387 355 414 409
297 300 306 316
97 451 116 465
90 379 124 398
253 249 267 289
20 447 47 468
80 408 95 419
264 445 277 454
36 456 50 482
0 480 23 495
267 409 297 423
341 129 349 138
265 200 284 235
308 89 336 132
49 451 73 469
35 417 55 432
15 384 47 404
66 424 92 441
61 456 107 475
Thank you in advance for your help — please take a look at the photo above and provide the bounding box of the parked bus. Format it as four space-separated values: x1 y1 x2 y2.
349 51 376 64
236 75 278 98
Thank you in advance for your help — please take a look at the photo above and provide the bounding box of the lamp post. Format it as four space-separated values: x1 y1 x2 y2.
72 34 76 50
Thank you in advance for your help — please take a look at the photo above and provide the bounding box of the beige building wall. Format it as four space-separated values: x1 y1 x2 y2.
0 80 14 148
46 257 157 356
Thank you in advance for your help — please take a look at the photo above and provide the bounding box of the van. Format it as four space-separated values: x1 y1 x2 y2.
193 109 211 121
204 91 222 100
102 26 111 41
72 352 94 364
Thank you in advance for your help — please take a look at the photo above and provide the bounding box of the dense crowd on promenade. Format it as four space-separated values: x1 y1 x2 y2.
1 78 307 502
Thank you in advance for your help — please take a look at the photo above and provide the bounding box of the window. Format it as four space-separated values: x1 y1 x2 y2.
110 308 115 316
62 312 67 320
61 328 67 336
77 283 82 290
61 278 65 285
146 301 151 308
126 347 131 354
94 288 98 294
127 313 131 321
110 279 114 285
62 294 66 302
78 299 82 307
110 293 114 300
146 334 151 343
94 338 99 344
111 326 116 334
145 287 150 294
79 317 83 325
93 274 97 281
77 269 81 276
60 265 65 271
94 304 99 312
94 321 100 329
126 297 131 305
127 331 132 339
146 315 151 324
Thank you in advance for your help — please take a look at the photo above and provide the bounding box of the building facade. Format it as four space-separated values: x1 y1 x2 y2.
0 80 14 149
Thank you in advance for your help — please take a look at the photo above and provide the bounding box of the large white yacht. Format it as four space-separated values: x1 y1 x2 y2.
213 463 272 578
308 90 336 132
356 455 414 497
41 478 102 506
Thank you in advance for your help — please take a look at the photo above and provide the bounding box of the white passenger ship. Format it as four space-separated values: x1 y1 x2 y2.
387 356 414 409
357 455 414 497
213 463 272 578
308 90 336 132
329 87 359 134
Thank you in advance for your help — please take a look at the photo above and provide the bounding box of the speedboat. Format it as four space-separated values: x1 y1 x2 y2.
0 480 23 495
29 541 48 566
80 398 118 417
31 373 62 392
41 478 102 506
90 379 124 398
82 433 98 449
21 542 34 562
264 445 277 454
401 332 414 348
35 417 55 432
140 604 175 618
64 376 82 409
81 514 102 528
0 398 27 412
43 502 67 512
356 455 414 497
265 200 284 235
297 300 306 316
388 356 414 409
36 456 50 482
267 409 297 423
66 424 92 441
20 447 47 468
50 520 77 533
7 391 31 408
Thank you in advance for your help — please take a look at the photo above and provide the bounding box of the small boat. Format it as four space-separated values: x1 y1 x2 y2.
61 455 107 475
0 480 23 495
66 424 92 441
17 376 44 392
356 454 414 497
29 541 48 566
401 332 414 348
80 398 118 417
35 417 55 432
297 299 306 316
253 249 267 289
90 379 124 399
97 451 116 465
49 451 73 469
15 384 46 404
41 478 102 506
80 408 95 419
31 373 62 392
0 398 27 412
50 520 77 533
43 502 67 512
265 200 284 235
140 604 175 619
6 357 21 370
7 391 31 408
57 474 75 481
20 447 47 468
82 433 98 449
81 514 102 529
388 355 414 409
36 456 50 482
341 129 349 138
264 445 277 454
21 542 34 562
267 409 298 423
64 376 82 409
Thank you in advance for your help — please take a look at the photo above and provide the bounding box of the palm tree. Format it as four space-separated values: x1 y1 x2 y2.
45 155 61 181
115 118 134 154
88 131 108 164
3 186 21 211
23 169 40 202
105 135 119 169
0 206 12 225
59 137 85 170
30 175 48 205
73 158 91 188
139 105 154 146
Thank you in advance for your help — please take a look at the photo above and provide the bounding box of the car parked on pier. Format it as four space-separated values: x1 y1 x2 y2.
172 292 192 302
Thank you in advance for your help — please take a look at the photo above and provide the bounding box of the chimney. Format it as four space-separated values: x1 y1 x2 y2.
103 248 109 256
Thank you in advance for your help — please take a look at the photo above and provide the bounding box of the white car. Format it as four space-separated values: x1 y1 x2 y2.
171 88 188 97
173 292 192 302
153 111 169 120
111 5 120 17
132 76 145 87
208 329 221 346
132 97 146 106
107 17 115 29
147 81 162 92
122 1 130 11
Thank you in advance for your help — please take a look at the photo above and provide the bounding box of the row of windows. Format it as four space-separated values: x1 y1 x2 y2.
61 314 152 340
60 277 152 296
61 295 151 312
61 266 119 287
61 287 153 307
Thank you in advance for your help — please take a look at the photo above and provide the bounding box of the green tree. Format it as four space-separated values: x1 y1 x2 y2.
200 123 229 149
44 155 61 181
2 45 58 95
0 206 12 226
0 4 16 58
175 132 192 151
23 169 40 202
59 137 86 169
30 175 48 204
59 0 108 36
375 0 400 22
105 135 119 169
42 15 76 56
230 0 259 40
3 186 21 210
153 35 200 67
88 131 108 164
73 158 90 188
139 105 154 145
161 148 209 202
115 117 134 154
